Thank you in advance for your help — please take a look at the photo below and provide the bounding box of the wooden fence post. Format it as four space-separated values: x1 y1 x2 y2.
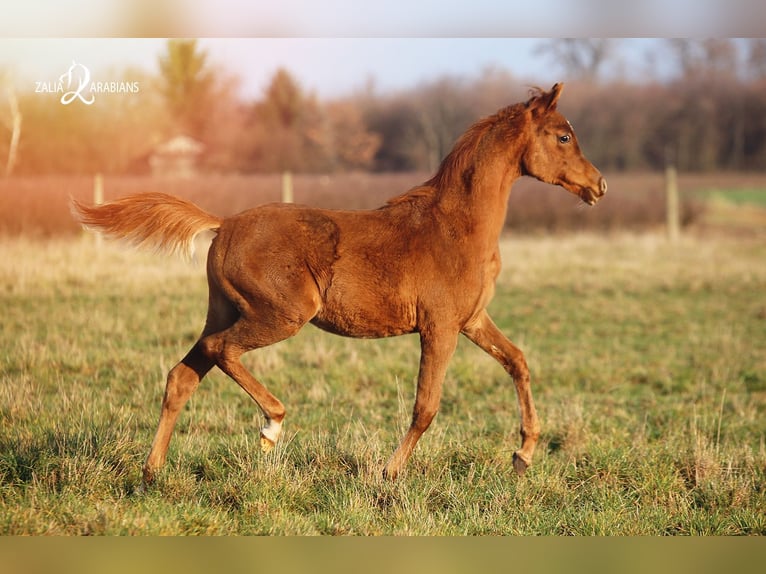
665 161 680 242
281 171 293 203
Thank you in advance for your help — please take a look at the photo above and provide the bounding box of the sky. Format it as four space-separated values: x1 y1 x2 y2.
2 38 671 101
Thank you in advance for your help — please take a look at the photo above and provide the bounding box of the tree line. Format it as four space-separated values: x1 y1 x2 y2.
2 39 766 176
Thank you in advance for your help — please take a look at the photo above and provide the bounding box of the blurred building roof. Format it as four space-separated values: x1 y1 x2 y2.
154 135 204 157
150 135 204 178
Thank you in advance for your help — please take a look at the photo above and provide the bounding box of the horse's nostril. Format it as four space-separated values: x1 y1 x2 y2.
599 177 608 195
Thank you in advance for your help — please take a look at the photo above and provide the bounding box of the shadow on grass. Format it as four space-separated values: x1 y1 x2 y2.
0 421 143 496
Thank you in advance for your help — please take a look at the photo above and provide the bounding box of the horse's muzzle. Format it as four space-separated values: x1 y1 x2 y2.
582 177 607 206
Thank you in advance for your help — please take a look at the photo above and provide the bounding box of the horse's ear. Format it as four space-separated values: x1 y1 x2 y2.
546 82 564 110
530 83 564 116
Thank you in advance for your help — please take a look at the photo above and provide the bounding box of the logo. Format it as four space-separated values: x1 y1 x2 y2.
35 60 140 105
59 61 95 105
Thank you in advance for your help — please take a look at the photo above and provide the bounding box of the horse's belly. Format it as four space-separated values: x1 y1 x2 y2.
310 297 417 339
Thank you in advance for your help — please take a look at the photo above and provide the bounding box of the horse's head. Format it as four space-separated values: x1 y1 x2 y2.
521 83 607 206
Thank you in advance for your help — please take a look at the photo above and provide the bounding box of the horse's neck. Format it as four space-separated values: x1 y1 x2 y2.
435 137 521 245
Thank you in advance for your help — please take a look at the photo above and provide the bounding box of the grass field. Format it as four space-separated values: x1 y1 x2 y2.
1 230 764 535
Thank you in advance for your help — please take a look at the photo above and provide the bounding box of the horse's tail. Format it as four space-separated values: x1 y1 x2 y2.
71 192 223 259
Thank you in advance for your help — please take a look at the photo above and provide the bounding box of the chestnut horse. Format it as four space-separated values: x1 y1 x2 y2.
73 83 606 484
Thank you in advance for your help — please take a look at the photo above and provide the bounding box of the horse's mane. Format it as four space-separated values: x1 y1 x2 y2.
381 117 501 208
382 90 545 208
432 89 551 189
383 185 437 207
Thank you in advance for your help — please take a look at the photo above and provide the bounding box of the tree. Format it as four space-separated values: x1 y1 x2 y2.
362 95 420 172
360 75 479 173
0 88 21 177
747 39 766 80
662 40 741 170
535 39 616 82
247 68 327 172
412 76 476 172
665 39 739 81
192 73 250 173
324 100 381 171
158 39 214 138
0 70 21 177
260 68 304 131
12 67 170 175
701 39 738 80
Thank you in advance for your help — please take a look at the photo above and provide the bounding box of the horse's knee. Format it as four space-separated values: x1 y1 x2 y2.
504 350 529 382
198 335 221 361
198 335 241 369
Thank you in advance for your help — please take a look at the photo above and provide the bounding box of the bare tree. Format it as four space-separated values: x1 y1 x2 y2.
666 39 700 79
665 39 739 80
409 76 476 172
324 100 381 171
535 39 616 82
0 72 22 177
747 38 766 80
702 39 739 79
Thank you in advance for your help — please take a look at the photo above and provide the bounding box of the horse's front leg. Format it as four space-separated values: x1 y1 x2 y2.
383 327 459 480
462 310 540 475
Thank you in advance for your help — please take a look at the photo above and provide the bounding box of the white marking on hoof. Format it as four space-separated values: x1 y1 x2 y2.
259 418 282 453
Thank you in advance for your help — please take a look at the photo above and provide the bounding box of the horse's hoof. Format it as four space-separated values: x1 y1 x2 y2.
142 466 156 486
260 435 275 454
512 452 528 476
381 466 397 481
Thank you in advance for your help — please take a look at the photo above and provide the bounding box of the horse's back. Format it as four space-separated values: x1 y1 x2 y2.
208 202 423 338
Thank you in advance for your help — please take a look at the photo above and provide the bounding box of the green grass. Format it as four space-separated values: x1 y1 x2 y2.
698 188 766 207
693 188 766 231
1 233 765 535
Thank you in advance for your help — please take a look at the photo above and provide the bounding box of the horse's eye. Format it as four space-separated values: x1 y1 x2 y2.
558 134 571 144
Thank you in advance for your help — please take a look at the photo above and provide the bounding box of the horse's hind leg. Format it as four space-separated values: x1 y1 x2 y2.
142 287 237 485
201 327 285 453
462 310 540 476
143 343 215 485
198 308 314 453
